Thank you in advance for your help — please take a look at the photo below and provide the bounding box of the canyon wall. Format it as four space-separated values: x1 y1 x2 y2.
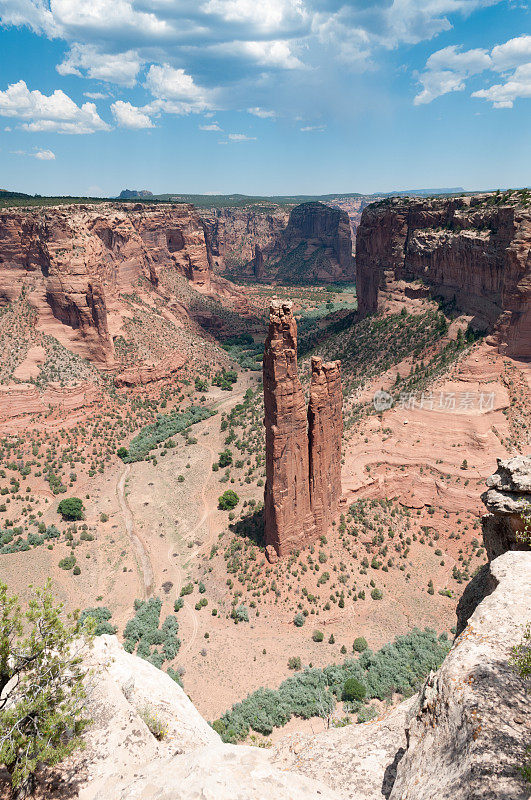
200 206 290 274
203 201 355 284
356 194 531 358
0 203 215 365
263 301 342 558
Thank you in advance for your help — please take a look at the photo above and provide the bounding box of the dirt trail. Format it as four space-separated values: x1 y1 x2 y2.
172 386 249 657
116 464 155 599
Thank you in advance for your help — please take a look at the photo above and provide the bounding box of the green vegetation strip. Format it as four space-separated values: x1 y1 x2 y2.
121 405 215 463
213 628 450 741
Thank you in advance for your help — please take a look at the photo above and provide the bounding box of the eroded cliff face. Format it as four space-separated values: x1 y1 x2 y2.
0 203 214 365
356 194 531 358
200 206 290 274
263 301 342 558
203 201 355 284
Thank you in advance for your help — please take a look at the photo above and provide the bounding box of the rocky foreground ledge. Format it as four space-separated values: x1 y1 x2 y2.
67 547 530 800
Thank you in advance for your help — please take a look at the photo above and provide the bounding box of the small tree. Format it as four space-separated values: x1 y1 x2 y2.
218 450 233 468
218 490 239 511
312 630 324 642
342 677 367 702
0 581 91 797
353 637 368 652
57 497 84 521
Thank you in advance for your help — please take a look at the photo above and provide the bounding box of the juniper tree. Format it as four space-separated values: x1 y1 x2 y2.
0 581 91 798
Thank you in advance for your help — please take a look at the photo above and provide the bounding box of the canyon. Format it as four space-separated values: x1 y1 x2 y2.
203 200 355 284
0 191 529 800
356 192 531 358
263 300 343 558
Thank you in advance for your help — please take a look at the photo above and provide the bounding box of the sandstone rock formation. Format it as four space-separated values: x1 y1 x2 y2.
74 635 340 800
263 301 342 558
481 455 531 561
0 203 215 366
355 194 531 358
203 201 355 284
200 205 290 273
389 550 530 800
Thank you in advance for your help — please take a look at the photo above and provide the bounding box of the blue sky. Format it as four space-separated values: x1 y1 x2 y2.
0 0 529 196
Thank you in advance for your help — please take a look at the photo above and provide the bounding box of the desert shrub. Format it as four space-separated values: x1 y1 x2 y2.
58 554 76 570
288 656 302 670
79 606 117 636
123 406 214 463
312 630 324 642
218 450 233 468
213 628 450 741
353 637 368 652
57 497 84 521
218 490 239 510
293 613 305 627
232 604 249 622
342 677 366 702
123 597 162 645
179 583 193 597
371 588 383 600
357 705 378 723
138 705 167 740
117 446 128 460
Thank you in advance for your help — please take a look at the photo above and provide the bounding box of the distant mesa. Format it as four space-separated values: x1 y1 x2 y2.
118 189 154 200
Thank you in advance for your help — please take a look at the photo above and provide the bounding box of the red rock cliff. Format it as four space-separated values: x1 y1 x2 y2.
263 301 342 559
0 202 214 365
355 194 531 359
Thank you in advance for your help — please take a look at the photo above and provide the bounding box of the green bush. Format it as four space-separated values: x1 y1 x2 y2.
124 407 215 463
218 450 233 468
342 677 366 702
213 628 451 742
293 613 305 627
79 606 117 636
57 497 84 521
218 490 239 510
312 630 324 642
353 637 368 652
288 656 302 670
232 604 249 623
371 589 383 600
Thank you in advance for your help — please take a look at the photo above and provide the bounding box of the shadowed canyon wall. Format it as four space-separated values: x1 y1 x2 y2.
355 194 531 358
203 201 355 284
263 301 342 558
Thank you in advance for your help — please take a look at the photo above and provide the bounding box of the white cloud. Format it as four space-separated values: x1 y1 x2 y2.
300 124 325 131
472 63 531 108
111 100 154 128
416 34 531 107
228 132 257 140
57 44 142 87
0 80 110 133
490 34 531 70
84 91 107 100
34 148 55 159
247 106 277 118
211 39 304 69
414 45 491 104
11 147 56 160
199 122 222 130
145 64 214 113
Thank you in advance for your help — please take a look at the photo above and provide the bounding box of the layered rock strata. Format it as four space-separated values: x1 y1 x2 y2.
204 201 355 284
480 455 531 560
0 203 214 365
355 194 531 358
263 301 342 558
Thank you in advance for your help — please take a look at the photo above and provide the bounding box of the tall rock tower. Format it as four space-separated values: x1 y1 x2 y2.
263 300 342 560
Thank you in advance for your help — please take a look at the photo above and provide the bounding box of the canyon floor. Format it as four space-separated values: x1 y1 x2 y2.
0 280 528 737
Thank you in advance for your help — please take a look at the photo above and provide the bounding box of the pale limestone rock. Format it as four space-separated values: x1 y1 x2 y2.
389 551 531 800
